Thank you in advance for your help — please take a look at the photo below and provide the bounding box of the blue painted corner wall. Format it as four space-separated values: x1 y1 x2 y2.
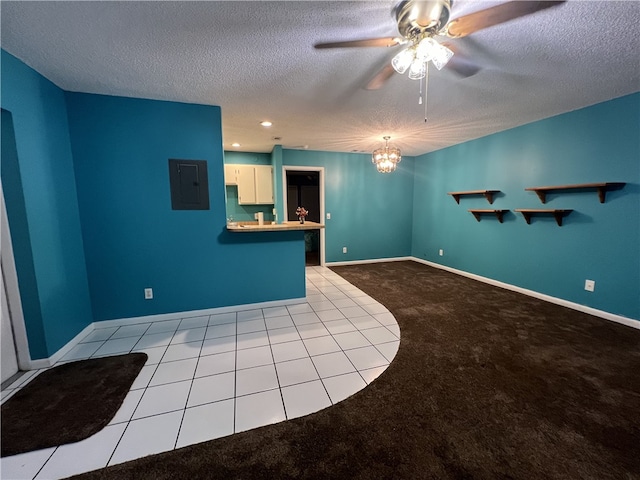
65 92 305 321
1 50 93 359
412 93 640 320
1 51 305 359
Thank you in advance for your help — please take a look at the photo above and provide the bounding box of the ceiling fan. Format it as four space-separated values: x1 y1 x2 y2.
315 0 566 90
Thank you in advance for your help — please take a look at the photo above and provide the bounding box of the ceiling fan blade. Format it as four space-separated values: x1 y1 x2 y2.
441 42 481 78
444 1 566 38
365 64 396 90
446 56 481 78
315 37 403 49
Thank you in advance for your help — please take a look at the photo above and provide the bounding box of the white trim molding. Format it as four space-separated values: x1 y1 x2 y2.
412 257 639 330
94 297 306 329
24 296 307 369
1 182 32 371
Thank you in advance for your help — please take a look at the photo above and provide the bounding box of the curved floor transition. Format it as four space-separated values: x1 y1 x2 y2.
1 266 400 480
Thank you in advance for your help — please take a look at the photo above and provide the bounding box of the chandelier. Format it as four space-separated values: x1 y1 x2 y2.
372 136 402 173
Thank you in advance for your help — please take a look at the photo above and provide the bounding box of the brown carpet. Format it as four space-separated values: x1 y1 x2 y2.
73 261 640 479
1 352 147 457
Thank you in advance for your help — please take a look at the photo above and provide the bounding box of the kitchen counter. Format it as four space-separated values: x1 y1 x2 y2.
226 221 324 232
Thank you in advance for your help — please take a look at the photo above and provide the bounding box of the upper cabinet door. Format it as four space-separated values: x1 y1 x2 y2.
236 165 257 204
224 164 239 185
229 164 273 205
255 166 274 204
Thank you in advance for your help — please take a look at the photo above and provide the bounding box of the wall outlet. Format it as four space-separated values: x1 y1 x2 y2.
326 213 331 220
144 288 153 299
342 246 347 254
584 279 595 292
439 249 444 256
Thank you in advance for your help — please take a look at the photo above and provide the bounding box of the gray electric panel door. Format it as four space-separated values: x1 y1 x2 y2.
168 159 210 210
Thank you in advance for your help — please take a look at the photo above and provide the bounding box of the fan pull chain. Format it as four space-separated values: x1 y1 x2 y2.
424 63 429 122
418 74 423 105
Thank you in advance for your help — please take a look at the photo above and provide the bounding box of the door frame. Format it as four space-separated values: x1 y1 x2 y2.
1 181 32 370
282 166 325 267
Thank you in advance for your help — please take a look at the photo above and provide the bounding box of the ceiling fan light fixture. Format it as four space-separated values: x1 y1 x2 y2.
431 42 454 70
372 136 402 174
392 48 415 74
415 37 435 62
408 58 427 80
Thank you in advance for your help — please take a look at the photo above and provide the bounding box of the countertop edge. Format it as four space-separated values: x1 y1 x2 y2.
226 222 325 233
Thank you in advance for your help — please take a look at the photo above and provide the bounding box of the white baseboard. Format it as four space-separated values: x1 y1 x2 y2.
27 322 95 370
411 257 639 330
326 256 413 267
94 297 306 329
25 296 308 370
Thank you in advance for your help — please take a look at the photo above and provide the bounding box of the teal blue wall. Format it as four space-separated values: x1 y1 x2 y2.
66 93 305 321
224 151 272 165
282 149 415 262
223 151 275 222
271 145 284 225
412 93 640 320
1 51 93 359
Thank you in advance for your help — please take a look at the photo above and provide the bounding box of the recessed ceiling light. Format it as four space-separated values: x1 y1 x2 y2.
231 143 241 148
260 121 273 127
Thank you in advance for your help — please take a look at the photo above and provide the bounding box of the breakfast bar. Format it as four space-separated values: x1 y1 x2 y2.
226 221 324 232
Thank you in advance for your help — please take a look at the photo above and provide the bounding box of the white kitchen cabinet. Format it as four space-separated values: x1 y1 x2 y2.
224 164 241 185
237 165 257 204
254 165 274 204
229 164 273 205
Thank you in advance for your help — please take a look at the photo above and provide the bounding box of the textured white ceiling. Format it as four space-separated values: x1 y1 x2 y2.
2 1 639 156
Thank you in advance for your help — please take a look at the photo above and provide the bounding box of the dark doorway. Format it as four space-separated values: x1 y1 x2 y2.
286 171 320 266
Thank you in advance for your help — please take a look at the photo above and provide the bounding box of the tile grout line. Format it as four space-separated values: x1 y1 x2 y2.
31 445 59 480
289 283 334 406
103 320 179 469
262 310 290 420
232 311 239 434
316 271 387 384
172 314 209 450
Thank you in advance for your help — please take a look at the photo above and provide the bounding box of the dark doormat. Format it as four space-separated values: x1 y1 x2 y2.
1 352 147 457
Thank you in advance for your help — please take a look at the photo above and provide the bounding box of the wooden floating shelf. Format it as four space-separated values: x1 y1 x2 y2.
525 182 625 204
448 190 500 205
515 209 573 227
468 209 509 223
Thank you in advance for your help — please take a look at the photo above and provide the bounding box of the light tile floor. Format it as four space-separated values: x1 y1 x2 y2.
0 266 400 480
